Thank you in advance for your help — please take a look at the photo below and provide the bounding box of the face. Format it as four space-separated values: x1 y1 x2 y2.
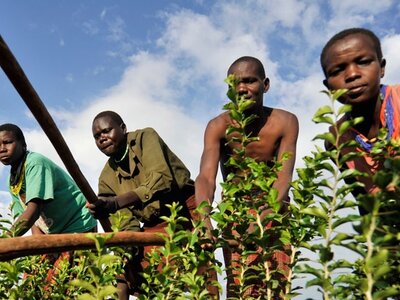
0 131 26 166
92 116 127 157
228 60 269 109
323 34 385 105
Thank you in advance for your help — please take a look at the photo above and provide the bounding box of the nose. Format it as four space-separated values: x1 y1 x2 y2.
98 133 108 144
237 82 248 96
0 143 6 152
345 63 360 82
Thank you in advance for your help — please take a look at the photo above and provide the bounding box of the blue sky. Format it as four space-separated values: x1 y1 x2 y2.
1 1 400 297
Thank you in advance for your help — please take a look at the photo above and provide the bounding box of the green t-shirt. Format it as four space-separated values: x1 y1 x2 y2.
10 151 97 234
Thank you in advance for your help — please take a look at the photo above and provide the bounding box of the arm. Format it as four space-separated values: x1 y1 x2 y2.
87 191 142 219
11 199 42 236
272 113 299 207
195 118 226 236
31 225 45 235
195 118 225 210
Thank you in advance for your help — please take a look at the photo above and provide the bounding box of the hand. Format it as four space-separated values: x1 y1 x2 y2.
86 196 119 219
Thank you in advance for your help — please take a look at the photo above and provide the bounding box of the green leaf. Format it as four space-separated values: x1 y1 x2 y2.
331 89 348 100
300 207 328 220
373 287 400 299
366 249 388 268
229 110 242 122
76 294 97 300
313 132 336 146
98 285 119 298
313 115 334 125
330 233 351 245
70 279 96 293
337 104 352 115
314 105 333 117
338 120 353 135
239 99 255 111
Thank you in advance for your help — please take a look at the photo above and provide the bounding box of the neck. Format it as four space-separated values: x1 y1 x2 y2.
10 151 27 173
244 106 269 136
351 98 382 137
114 143 129 164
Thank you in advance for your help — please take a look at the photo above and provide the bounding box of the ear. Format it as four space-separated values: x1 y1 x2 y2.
120 123 127 134
380 58 386 78
323 79 329 89
263 77 270 93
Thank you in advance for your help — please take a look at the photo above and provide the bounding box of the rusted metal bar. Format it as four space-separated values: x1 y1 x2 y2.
0 35 112 232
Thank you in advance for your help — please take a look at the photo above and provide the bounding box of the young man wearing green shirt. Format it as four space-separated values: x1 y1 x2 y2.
0 123 96 236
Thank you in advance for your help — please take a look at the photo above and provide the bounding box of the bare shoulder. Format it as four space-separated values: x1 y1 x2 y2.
271 107 298 121
205 112 231 137
268 107 299 130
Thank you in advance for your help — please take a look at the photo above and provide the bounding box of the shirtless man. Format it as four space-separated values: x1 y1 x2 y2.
195 56 299 297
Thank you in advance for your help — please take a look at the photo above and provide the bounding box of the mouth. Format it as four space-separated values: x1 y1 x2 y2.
100 144 117 156
100 142 111 150
347 85 366 97
0 156 10 164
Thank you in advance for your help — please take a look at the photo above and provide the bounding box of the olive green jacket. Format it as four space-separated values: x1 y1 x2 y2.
98 128 194 229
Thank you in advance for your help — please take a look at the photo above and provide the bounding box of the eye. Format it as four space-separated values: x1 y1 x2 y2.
246 78 257 84
328 67 342 77
358 58 372 66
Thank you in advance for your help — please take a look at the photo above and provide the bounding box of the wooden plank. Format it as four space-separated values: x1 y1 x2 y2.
0 231 165 261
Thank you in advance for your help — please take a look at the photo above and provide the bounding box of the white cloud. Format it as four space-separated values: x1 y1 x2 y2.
382 33 400 85
0 190 12 223
157 10 270 86
82 20 99 35
107 16 126 42
329 0 393 16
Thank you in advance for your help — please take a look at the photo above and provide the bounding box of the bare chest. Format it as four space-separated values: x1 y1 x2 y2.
228 136 279 161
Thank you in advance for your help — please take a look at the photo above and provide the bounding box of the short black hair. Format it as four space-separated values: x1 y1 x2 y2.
228 56 266 79
93 111 125 125
320 28 383 74
0 123 26 147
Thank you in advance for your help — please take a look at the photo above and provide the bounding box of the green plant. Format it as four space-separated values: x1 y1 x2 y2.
139 202 220 299
0 229 124 299
69 233 123 300
210 75 291 299
292 89 400 299
1 87 399 300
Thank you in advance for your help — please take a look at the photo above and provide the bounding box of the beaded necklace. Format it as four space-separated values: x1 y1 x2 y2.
349 86 393 152
114 144 129 163
10 162 26 196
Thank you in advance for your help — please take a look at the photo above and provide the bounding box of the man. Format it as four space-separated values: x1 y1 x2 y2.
88 111 217 299
0 123 97 293
0 123 96 236
195 56 299 297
